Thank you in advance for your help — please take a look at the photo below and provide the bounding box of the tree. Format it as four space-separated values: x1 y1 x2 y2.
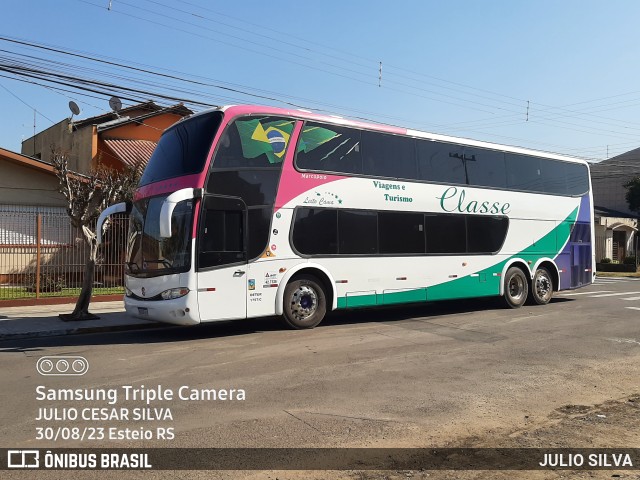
624 176 640 215
52 152 140 321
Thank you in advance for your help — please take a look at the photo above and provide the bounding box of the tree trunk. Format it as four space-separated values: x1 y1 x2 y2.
59 226 100 321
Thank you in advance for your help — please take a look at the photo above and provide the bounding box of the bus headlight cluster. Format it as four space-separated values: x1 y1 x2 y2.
160 287 190 300
125 287 133 297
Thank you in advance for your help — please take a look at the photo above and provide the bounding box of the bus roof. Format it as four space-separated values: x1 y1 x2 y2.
184 104 589 166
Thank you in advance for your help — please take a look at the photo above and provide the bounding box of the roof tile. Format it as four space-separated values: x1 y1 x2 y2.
103 138 157 168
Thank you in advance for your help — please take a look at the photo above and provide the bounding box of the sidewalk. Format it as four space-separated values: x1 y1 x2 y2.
0 301 159 340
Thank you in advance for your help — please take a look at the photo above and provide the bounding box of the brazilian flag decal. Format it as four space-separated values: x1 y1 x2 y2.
298 126 341 153
236 119 295 164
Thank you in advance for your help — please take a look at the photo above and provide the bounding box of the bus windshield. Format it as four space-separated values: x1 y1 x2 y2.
139 111 223 186
125 195 193 277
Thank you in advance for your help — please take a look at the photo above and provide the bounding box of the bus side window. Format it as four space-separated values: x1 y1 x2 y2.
466 216 509 253
539 158 568 195
213 117 295 168
199 208 245 268
378 212 425 254
361 130 417 179
425 214 466 254
565 163 589 196
505 153 543 192
417 140 465 184
464 148 507 189
338 210 378 254
296 123 362 175
292 208 338 255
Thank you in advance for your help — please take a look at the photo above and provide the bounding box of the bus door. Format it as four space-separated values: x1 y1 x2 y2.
569 222 592 288
196 195 247 321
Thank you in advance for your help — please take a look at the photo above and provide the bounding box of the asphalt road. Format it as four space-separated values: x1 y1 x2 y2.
1 276 640 478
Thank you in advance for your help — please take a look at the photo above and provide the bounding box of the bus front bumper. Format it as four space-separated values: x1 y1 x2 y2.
124 295 200 326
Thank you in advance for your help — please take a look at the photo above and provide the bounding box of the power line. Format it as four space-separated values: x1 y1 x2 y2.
4 33 639 148
0 81 55 123
0 37 310 109
2 33 638 161
142 0 640 133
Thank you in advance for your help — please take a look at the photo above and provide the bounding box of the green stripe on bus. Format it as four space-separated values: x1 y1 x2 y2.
335 206 579 308
379 288 427 305
335 294 378 308
336 289 427 309
427 206 578 300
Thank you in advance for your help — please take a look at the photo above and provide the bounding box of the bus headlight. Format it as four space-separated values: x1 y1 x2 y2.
160 287 190 300
125 287 133 297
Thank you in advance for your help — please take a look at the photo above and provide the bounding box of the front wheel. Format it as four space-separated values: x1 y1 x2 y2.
282 275 327 329
504 267 529 308
530 267 553 305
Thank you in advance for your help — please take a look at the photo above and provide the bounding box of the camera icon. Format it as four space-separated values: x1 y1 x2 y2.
37 356 89 376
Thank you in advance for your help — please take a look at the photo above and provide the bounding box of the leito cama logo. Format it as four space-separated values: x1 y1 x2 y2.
37 356 89 376
8 450 39 468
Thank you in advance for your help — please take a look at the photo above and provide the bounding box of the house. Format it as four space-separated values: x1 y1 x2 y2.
0 148 70 288
0 146 129 299
591 149 640 263
20 101 192 174
0 147 66 209
594 206 638 263
0 100 191 300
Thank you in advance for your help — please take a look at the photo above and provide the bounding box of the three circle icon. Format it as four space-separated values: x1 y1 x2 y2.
37 356 89 376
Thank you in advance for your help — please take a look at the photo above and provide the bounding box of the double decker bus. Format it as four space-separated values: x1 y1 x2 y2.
97 105 594 329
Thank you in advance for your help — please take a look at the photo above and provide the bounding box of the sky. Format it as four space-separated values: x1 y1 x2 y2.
2 0 640 162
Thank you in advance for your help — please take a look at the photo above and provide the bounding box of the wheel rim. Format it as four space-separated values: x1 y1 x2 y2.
290 285 318 321
508 275 525 302
535 272 552 301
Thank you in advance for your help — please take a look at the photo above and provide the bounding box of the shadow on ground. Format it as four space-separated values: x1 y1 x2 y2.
0 296 572 353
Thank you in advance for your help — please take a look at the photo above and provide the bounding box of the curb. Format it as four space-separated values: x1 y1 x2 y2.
0 321 163 341
0 295 124 309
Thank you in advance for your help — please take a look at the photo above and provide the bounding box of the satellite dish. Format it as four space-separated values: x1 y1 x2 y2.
68 101 81 116
109 96 123 113
68 101 81 132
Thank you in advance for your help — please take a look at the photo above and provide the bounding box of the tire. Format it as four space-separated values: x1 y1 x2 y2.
282 275 327 329
503 267 529 308
530 267 554 305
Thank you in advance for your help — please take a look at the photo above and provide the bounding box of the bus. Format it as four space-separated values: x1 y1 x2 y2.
97 105 594 329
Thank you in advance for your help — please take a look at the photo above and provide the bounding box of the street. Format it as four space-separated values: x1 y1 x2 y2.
1 276 640 479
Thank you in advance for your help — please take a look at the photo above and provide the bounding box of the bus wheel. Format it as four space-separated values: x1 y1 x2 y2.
282 275 327 329
504 267 528 308
530 267 553 305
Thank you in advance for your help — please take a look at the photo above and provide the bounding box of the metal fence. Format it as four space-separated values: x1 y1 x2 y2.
0 205 127 300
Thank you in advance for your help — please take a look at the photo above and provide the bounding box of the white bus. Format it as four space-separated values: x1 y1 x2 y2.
98 105 594 329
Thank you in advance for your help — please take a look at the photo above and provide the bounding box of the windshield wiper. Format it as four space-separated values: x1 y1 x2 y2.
126 261 140 273
143 259 173 269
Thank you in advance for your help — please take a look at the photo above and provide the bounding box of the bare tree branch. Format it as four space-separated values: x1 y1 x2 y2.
52 150 141 320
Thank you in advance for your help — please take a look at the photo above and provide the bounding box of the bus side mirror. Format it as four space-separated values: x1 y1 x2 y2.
96 202 130 245
159 188 202 238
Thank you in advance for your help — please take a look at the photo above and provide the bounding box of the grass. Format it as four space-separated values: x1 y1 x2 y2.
0 286 124 300
596 271 640 278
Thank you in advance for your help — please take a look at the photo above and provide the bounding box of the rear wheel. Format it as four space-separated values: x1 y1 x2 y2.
504 267 529 308
530 267 553 305
282 275 327 329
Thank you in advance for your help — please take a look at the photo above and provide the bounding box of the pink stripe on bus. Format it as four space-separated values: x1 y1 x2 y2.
224 105 406 135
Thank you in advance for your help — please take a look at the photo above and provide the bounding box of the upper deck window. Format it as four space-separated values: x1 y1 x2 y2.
212 117 296 169
139 111 222 186
295 120 590 196
296 123 362 174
